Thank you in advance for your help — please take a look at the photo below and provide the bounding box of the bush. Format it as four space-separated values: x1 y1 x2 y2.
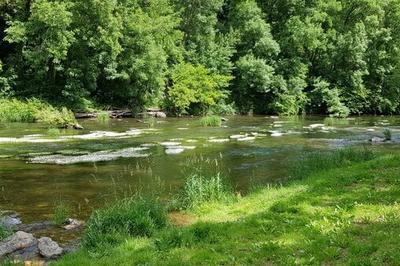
290 148 376 179
82 197 167 249
200 116 222 127
167 63 232 115
0 98 77 127
177 173 233 210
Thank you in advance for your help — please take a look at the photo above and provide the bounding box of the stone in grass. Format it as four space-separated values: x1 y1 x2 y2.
38 237 63 259
0 231 37 257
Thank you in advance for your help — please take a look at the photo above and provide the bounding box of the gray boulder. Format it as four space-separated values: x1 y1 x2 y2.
0 231 37 257
38 237 63 259
63 218 84 231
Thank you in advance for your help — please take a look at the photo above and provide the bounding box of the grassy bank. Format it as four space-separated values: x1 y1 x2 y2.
0 98 77 127
57 149 400 265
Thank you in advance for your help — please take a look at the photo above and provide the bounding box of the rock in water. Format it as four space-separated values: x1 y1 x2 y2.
73 124 84 130
0 214 22 230
38 237 63 259
63 218 84 231
0 231 37 257
371 137 385 143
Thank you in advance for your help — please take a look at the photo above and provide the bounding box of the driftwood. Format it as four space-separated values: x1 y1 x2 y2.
74 110 133 119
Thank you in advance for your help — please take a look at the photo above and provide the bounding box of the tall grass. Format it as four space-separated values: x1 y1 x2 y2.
200 116 222 127
53 201 71 225
177 173 234 210
383 128 392 141
290 148 376 179
82 197 167 249
0 98 77 127
97 112 110 123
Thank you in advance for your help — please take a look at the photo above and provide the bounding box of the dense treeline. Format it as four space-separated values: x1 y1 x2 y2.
1 0 400 116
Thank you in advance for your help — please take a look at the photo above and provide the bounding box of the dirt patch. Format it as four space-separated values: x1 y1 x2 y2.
168 212 197 227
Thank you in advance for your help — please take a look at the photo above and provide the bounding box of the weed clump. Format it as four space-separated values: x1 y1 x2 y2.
200 116 222 127
383 128 392 141
97 112 110 123
53 201 71 225
82 197 167 249
177 173 233 210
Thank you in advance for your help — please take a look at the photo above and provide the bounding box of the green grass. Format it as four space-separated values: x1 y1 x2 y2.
57 149 400 265
81 197 168 250
0 98 77 127
200 116 222 127
97 112 110 123
53 201 71 225
176 173 234 210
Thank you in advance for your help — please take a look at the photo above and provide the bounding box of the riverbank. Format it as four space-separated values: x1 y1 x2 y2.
55 150 400 265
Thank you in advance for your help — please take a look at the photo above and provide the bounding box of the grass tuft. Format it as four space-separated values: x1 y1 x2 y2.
82 197 167 250
97 112 110 123
383 128 392 141
47 127 61 138
177 173 234 210
53 201 71 225
200 116 222 127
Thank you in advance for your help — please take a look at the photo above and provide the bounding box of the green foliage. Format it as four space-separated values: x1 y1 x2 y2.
0 98 77 127
82 197 167 249
53 201 70 225
0 225 11 242
2 0 400 115
200 116 222 127
177 173 233 210
167 63 231 115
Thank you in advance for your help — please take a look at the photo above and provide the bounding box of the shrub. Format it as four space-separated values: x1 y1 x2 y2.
53 201 71 225
82 197 167 249
167 63 232 115
0 225 11 241
290 148 376 179
200 116 222 127
0 98 77 127
177 173 233 210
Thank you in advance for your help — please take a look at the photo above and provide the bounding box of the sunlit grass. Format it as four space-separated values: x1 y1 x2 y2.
57 150 400 265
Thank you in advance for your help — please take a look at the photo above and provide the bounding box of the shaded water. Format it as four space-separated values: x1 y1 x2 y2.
0 115 399 225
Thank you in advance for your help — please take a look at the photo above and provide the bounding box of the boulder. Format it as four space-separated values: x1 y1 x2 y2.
73 124 84 130
0 231 37 257
38 237 63 259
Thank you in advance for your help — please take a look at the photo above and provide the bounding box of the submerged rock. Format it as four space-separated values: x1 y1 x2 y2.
160 142 181 147
17 221 54 233
237 136 256 141
38 237 63 259
0 213 22 230
165 148 185 155
208 138 230 143
29 147 150 165
0 231 37 257
371 137 386 143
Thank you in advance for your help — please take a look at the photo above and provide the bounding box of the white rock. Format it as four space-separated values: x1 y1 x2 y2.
230 134 247 139
309 124 325 129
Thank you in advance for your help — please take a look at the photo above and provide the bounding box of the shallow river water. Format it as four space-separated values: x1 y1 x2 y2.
0 115 399 225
